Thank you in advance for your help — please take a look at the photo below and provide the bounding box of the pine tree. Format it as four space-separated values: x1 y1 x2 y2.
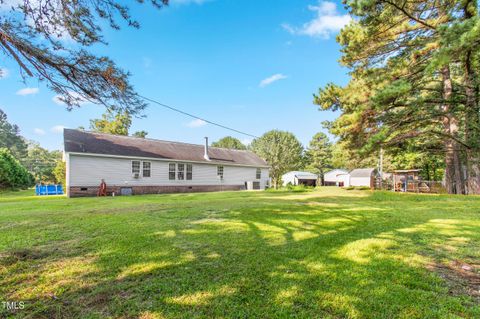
316 0 480 194
0 0 169 114
305 132 332 185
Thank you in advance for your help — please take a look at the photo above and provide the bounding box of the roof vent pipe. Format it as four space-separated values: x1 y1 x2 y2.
204 137 210 161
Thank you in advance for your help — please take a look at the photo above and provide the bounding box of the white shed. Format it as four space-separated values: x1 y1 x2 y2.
324 169 349 186
337 173 350 187
282 171 318 187
349 168 378 188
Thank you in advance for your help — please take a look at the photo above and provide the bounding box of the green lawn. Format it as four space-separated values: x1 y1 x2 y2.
0 188 479 318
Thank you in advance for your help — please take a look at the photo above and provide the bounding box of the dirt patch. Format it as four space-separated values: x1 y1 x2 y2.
0 248 48 265
428 259 480 301
0 240 86 267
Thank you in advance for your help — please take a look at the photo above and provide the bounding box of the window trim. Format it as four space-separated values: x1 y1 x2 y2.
186 164 193 180
169 163 176 180
217 165 224 179
142 161 151 178
177 163 185 180
132 160 141 175
256 168 261 180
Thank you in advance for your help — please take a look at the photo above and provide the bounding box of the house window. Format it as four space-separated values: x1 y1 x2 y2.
132 161 140 174
217 166 224 179
143 162 151 177
178 163 185 180
186 164 193 180
256 168 261 179
169 163 176 180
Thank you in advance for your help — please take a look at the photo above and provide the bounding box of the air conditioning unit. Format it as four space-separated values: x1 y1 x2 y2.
245 181 260 190
132 172 140 179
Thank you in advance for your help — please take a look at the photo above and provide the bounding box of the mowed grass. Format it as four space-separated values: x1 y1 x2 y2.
0 188 479 318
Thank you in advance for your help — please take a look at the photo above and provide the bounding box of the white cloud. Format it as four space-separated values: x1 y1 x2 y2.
0 67 9 79
186 119 207 128
52 91 89 106
51 125 66 134
16 87 39 96
34 128 46 135
241 138 252 146
259 73 288 88
282 1 351 39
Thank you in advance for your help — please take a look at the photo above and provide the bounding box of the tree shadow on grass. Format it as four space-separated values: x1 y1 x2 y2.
2 192 480 318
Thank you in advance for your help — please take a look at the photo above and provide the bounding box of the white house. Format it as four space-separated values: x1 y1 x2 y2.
324 169 349 186
349 168 378 188
282 171 318 187
64 129 269 197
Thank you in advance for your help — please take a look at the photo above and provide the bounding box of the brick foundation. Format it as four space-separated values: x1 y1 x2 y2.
68 185 244 197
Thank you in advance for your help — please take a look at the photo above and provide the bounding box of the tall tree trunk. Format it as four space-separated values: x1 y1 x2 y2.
463 51 480 194
442 66 465 194
273 174 281 189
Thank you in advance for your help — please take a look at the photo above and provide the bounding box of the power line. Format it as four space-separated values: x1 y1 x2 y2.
139 94 259 139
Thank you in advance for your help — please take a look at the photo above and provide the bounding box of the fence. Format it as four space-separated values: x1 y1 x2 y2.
35 184 64 196
375 179 446 194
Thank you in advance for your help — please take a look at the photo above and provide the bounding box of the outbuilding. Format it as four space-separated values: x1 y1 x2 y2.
282 171 318 187
336 173 351 187
349 168 378 188
393 169 421 192
324 169 349 186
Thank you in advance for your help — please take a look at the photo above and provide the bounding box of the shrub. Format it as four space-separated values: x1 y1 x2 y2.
0 148 34 189
53 160 66 185
344 186 371 190
287 184 313 192
356 186 371 190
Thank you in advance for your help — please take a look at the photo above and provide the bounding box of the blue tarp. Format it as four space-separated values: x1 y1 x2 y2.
35 184 64 195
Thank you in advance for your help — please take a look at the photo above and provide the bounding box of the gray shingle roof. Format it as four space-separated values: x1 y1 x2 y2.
64 129 268 167
285 171 318 178
349 168 377 178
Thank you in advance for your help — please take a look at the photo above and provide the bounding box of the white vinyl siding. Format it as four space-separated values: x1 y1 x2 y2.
68 154 269 189
350 177 371 187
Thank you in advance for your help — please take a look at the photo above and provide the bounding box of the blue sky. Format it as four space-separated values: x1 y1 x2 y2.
0 0 350 150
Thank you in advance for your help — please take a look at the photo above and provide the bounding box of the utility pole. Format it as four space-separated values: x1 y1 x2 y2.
379 147 384 189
